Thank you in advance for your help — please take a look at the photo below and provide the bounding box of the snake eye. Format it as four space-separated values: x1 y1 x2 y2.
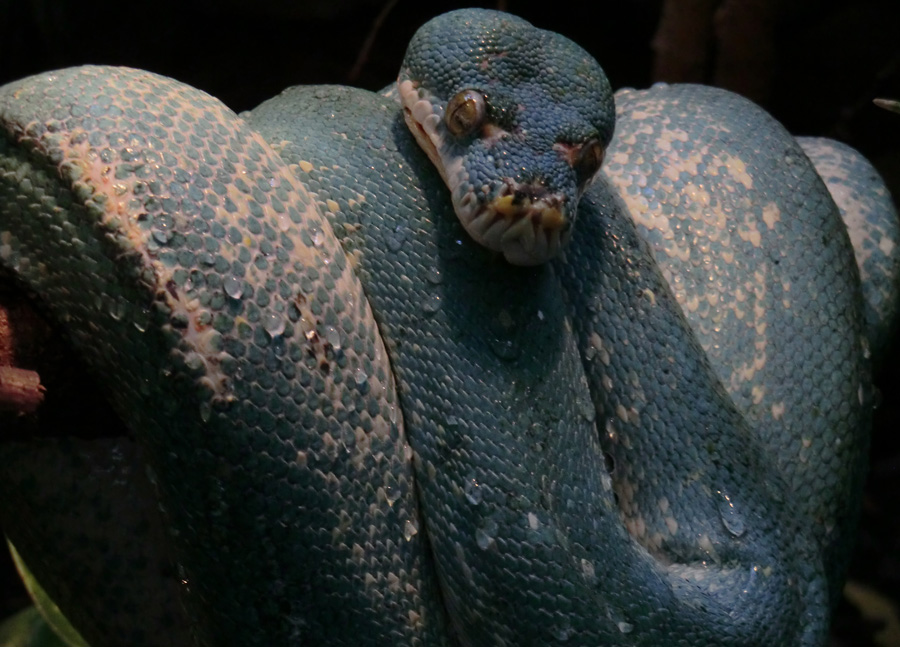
445 90 486 137
574 140 605 186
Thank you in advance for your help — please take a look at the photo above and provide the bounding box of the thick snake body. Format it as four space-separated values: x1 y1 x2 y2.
1 9 898 647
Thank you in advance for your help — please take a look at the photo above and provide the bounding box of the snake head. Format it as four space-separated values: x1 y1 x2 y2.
398 9 615 265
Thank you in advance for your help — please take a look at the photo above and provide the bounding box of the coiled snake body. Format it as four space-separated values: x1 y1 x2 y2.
1 9 898 647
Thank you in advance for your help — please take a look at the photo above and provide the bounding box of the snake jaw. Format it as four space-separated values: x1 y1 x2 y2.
458 183 571 265
399 77 572 265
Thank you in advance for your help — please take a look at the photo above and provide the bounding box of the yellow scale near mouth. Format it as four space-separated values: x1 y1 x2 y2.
490 194 565 230
492 195 518 217
541 208 565 230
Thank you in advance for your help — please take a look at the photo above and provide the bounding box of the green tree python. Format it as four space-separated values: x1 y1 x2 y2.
1 8 899 647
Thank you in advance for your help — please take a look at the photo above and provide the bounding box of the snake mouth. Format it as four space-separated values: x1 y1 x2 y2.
455 183 570 265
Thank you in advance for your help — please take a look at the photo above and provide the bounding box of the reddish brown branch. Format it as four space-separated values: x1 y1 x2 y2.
0 365 44 413
0 291 47 415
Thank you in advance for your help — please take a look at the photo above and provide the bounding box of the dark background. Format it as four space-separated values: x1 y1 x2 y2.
1 0 899 644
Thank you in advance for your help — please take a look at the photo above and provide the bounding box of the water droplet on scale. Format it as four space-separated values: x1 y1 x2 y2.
580 558 596 583
152 214 174 244
601 472 613 492
464 477 482 505
132 307 151 333
605 418 617 440
475 518 497 550
743 564 759 594
717 490 746 537
325 326 341 349
224 276 243 300
386 227 405 252
617 621 634 634
422 294 441 314
385 486 402 506
553 621 573 642
277 212 292 232
264 313 285 338
579 398 596 422
107 297 127 321
152 228 172 244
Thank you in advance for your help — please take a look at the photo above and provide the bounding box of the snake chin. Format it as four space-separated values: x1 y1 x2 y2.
455 185 570 265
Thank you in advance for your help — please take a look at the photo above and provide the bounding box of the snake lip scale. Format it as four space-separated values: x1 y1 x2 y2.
0 6 898 647
461 181 569 264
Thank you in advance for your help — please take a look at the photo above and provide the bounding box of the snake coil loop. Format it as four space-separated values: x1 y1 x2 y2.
1 8 898 647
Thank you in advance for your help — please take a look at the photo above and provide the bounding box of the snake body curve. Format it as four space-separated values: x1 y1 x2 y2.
0 9 898 647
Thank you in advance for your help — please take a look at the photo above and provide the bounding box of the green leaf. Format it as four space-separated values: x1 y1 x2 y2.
0 607 72 647
5 540 90 647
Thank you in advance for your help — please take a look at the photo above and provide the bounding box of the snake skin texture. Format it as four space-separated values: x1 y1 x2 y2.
603 86 876 598
796 136 900 361
1 8 898 647
0 67 445 646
